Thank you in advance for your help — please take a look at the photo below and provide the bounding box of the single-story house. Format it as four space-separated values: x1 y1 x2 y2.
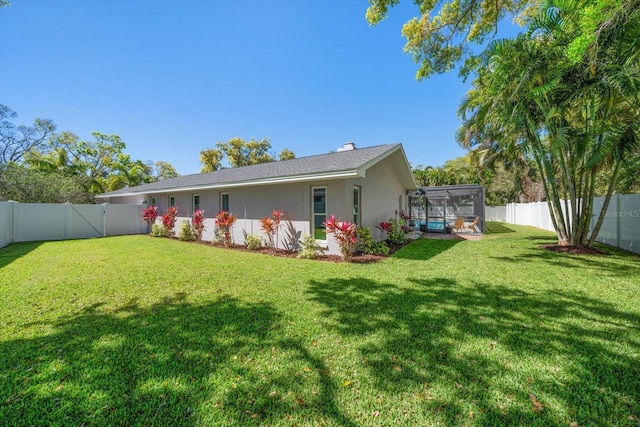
96 142 417 254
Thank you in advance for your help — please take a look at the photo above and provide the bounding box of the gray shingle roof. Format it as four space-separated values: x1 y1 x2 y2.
98 143 404 197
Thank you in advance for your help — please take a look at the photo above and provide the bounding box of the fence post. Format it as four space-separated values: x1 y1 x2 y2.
102 204 107 237
10 200 17 244
65 202 72 239
615 194 621 249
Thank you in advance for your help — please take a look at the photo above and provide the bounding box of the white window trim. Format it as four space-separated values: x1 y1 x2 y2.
312 186 328 244
193 193 200 213
220 192 229 212
353 185 361 226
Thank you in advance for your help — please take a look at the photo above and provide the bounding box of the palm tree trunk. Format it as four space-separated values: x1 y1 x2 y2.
588 159 622 247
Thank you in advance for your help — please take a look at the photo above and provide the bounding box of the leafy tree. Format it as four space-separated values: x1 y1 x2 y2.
0 105 57 165
30 131 152 195
413 151 545 205
154 161 179 180
215 137 274 167
105 154 152 191
0 162 93 203
278 148 296 161
366 0 540 79
458 0 640 247
199 148 223 173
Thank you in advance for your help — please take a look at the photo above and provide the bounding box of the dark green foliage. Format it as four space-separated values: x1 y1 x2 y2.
0 162 93 203
357 226 390 256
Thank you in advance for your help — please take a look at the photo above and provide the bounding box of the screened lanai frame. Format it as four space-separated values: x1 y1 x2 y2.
408 184 485 233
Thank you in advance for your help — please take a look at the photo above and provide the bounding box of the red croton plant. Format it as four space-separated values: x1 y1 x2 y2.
260 209 285 250
141 205 158 232
192 209 206 242
161 207 178 231
216 210 237 246
323 214 357 262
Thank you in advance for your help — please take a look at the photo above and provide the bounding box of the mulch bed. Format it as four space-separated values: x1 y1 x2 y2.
210 243 391 263
541 244 608 256
162 236 405 263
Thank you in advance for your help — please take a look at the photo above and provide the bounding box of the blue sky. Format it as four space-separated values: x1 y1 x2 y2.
2 0 502 175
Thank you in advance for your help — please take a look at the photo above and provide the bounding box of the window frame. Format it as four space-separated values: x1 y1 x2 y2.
169 195 175 208
311 186 327 242
353 185 361 226
193 194 200 213
220 192 229 212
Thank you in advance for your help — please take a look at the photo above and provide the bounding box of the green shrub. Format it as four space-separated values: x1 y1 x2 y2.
244 233 262 250
151 223 170 238
297 234 323 259
387 218 408 245
178 220 195 241
358 226 390 256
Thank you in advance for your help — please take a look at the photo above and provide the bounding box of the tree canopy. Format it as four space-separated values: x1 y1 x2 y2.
200 137 295 171
0 105 179 203
0 105 56 164
458 0 640 247
367 0 540 79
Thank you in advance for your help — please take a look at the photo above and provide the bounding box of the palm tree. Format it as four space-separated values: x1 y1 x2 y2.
458 0 639 247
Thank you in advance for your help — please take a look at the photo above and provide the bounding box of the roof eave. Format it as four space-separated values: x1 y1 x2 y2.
355 144 418 190
96 169 360 199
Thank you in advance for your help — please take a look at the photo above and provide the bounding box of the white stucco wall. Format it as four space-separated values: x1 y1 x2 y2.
101 151 414 255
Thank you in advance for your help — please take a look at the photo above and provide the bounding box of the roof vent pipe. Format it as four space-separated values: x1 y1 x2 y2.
338 142 356 152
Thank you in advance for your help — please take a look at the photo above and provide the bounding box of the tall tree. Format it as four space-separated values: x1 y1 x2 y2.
366 0 540 79
105 154 152 191
0 105 57 164
199 148 223 173
458 0 639 247
278 148 296 161
154 161 179 180
215 137 274 168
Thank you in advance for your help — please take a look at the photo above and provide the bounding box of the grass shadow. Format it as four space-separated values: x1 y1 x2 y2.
0 242 43 270
0 294 355 426
392 237 461 261
485 222 516 234
491 249 638 278
306 276 640 425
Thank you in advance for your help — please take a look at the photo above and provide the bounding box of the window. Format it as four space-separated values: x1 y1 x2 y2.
312 187 327 241
193 194 200 212
169 196 175 208
151 197 156 206
220 192 229 212
353 186 361 226
398 194 403 215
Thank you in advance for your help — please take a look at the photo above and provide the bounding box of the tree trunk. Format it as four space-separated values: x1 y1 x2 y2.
587 160 622 247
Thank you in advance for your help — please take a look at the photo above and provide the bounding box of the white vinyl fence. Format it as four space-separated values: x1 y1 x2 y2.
485 194 640 254
0 202 146 248
0 202 319 252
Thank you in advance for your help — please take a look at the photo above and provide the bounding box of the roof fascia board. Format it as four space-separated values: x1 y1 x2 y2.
355 144 418 190
355 144 401 177
96 170 360 198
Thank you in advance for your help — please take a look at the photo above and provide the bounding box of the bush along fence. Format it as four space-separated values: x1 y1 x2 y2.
142 206 417 262
485 194 640 254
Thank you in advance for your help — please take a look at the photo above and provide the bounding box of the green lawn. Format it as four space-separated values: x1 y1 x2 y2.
1 223 638 426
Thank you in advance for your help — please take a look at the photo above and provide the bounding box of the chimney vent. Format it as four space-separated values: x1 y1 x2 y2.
337 142 356 152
